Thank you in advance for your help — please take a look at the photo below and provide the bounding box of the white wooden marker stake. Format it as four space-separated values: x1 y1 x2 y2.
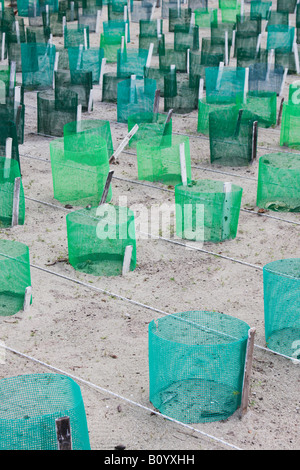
124 5 128 21
15 21 20 45
76 44 83 69
62 16 66 36
33 0 37 17
232 29 236 58
96 10 101 34
9 61 16 97
23 286 32 312
70 1 75 21
109 124 139 163
279 68 288 96
125 22 128 44
216 61 224 90
241 0 244 18
122 245 133 275
243 66 249 104
84 27 88 50
187 48 190 74
121 35 125 53
198 78 204 100
14 85 21 120
150 3 156 20
179 142 187 186
146 43 154 70
256 33 261 56
129 74 136 104
76 104 82 133
221 182 232 240
240 327 256 418
53 52 59 89
293 40 300 74
99 57 106 101
46 4 50 26
266 49 274 81
189 12 195 33
4 137 12 179
225 30 228 66
11 176 21 227
1 32 5 62
87 89 93 113
157 19 161 37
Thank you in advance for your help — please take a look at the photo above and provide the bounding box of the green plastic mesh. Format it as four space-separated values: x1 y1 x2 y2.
248 63 285 95
127 111 172 149
194 8 218 28
101 72 124 102
144 65 169 96
275 45 300 75
68 46 104 84
0 120 20 170
236 47 267 68
63 119 113 158
168 7 192 33
236 13 262 35
100 33 123 63
148 310 250 424
136 134 192 185
280 102 300 148
26 25 49 43
256 152 300 211
17 0 39 16
0 240 31 317
0 156 25 228
210 21 235 47
266 25 294 52
209 107 257 166
66 205 136 276
58 0 79 22
21 43 56 90
159 43 187 72
139 33 165 56
117 76 157 123
37 88 78 137
263 259 300 360
54 69 93 111
64 24 90 49
220 4 241 22
0 102 25 145
78 9 101 33
162 0 183 18
117 48 149 78
42 11 64 37
174 24 199 52
175 179 243 242
49 133 111 206
164 69 198 114
241 91 277 128
107 0 127 21
266 10 289 30
197 100 237 135
139 19 164 55
277 0 296 13
131 1 155 22
0 373 90 450
250 0 272 20
234 31 260 58
103 19 130 43
205 66 246 104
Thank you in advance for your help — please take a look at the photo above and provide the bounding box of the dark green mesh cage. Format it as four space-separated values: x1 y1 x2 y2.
159 43 187 72
0 373 90 450
107 0 127 21
168 7 192 33
0 156 25 228
175 179 243 242
54 69 93 111
266 10 289 30
139 19 164 55
26 25 50 43
250 0 272 20
280 102 300 148
0 119 20 171
263 259 300 360
63 119 113 158
136 134 192 185
68 46 104 84
127 111 172 148
174 24 199 52
277 0 296 13
256 152 300 212
275 45 300 75
78 9 101 33
37 88 78 137
0 239 31 317
21 42 56 90
242 91 277 128
64 24 90 49
144 65 169 96
117 48 149 78
49 133 112 206
236 47 267 69
149 311 250 423
210 21 235 48
117 76 157 123
66 205 137 276
197 100 237 135
0 102 25 145
102 72 124 102
164 68 198 114
209 107 257 166
42 10 64 37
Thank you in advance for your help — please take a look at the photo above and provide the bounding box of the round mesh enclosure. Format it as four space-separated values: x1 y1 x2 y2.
144 65 169 96
103 20 130 43
54 69 93 112
266 25 294 52
194 8 218 28
68 46 104 84
280 102 300 148
64 24 90 49
164 70 198 114
0 373 90 450
209 107 257 166
117 76 157 123
197 100 237 135
275 46 300 75
20 42 56 90
0 119 20 171
63 119 114 158
248 63 285 95
107 0 128 21
174 24 199 52
0 239 31 317
78 9 101 33
256 152 300 212
266 10 289 30
236 47 267 69
220 4 241 23
263 259 300 360
277 0 296 13
102 72 124 102
50 133 112 206
0 156 25 228
131 1 155 22
136 134 192 185
205 66 246 105
66 205 136 276
100 33 123 63
127 111 172 149
37 88 78 137
241 91 277 128
148 311 250 424
117 48 149 78
175 179 243 242
250 0 272 20
26 25 49 43
159 43 188 73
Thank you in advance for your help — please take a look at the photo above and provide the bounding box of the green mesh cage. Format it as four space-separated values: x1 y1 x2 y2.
234 32 260 58
236 13 262 35
266 25 294 52
131 1 155 22
107 0 127 21
21 43 56 90
78 9 101 33
164 69 198 114
277 0 296 13
197 100 237 135
37 88 78 137
139 33 165 57
0 156 25 228
210 21 235 48
220 4 241 23
26 25 49 43
275 44 300 75
101 72 124 102
136 134 192 185
248 63 285 95
250 0 272 20
194 8 218 28
63 119 113 158
209 107 257 166
174 24 199 52
0 239 31 317
68 46 104 84
256 152 300 212
175 179 243 242
55 47 70 70
168 7 192 33
263 259 300 360
17 0 39 16
42 11 64 37
117 76 157 123
159 43 188 72
139 19 164 55
0 119 20 171
103 20 130 43
58 0 79 22
127 111 172 149
280 102 300 148
0 373 90 450
241 90 277 128
49 133 112 206
0 102 25 145
205 66 246 104
64 24 90 49
266 10 289 30
100 33 123 63
117 48 149 78
66 205 136 276
148 311 250 424
236 47 267 69
144 65 169 96
162 0 182 18
54 69 93 111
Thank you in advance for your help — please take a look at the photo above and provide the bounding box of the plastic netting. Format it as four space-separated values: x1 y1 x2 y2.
102 19 130 43
248 63 286 95
117 47 149 78
139 18 164 55
101 72 124 102
100 33 123 63
266 10 289 30
64 24 90 49
175 179 243 242
280 101 300 148
197 100 237 135
107 0 128 21
0 156 25 228
136 134 192 185
127 111 172 148
174 24 199 52
21 42 56 90
66 205 136 276
275 45 300 75
0 373 90 449
159 43 188 72
266 25 295 52
131 1 156 23
49 133 111 206
26 25 49 43
250 0 272 20
0 119 20 170
194 8 218 28
149 310 250 423
256 152 300 211
209 107 257 166
37 88 78 137
63 119 113 158
168 7 192 33
164 69 198 114
68 46 104 84
277 0 297 13
117 76 157 123
263 259 300 360
0 239 31 317
205 66 246 104
241 90 277 128
54 69 93 111
236 47 267 69
0 102 25 145
78 9 101 33
220 4 241 23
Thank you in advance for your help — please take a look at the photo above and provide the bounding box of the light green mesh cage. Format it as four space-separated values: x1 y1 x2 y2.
241 91 277 128
0 120 20 171
194 8 218 28
0 373 90 450
103 19 130 43
209 107 257 166
263 259 300 360
63 119 114 158
117 48 149 78
68 46 104 84
164 69 198 114
175 179 243 242
280 102 300 148
54 69 93 111
66 205 136 276
256 152 300 212
50 133 112 206
127 111 172 149
117 76 157 123
220 4 241 22
0 156 25 228
100 33 123 63
37 88 78 137
149 311 250 424
197 100 237 135
0 239 31 317
21 42 56 90
136 134 192 185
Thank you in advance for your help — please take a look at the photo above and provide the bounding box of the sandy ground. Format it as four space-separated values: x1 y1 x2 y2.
0 0 299 452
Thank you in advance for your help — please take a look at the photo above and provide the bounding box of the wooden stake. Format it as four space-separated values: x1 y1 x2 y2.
224 30 228 66
109 125 139 163
279 68 288 97
76 44 83 70
95 10 101 34
15 20 20 45
87 89 93 113
70 1 74 21
76 104 82 133
129 74 136 104
99 170 114 205
198 78 204 100
1 32 5 62
9 61 16 97
293 40 300 75
240 327 256 418
4 137 12 179
99 57 106 101
11 176 21 227
83 27 88 50
55 416 72 450
187 48 190 74
216 61 224 90
251 121 258 162
179 142 187 186
153 89 160 113
243 67 249 104
277 97 284 126
221 182 232 240
23 286 32 312
146 42 154 69
53 51 59 89
122 245 133 275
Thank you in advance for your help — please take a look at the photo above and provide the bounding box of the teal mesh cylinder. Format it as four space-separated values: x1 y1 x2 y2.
63 119 114 158
0 239 31 317
197 99 237 135
37 89 78 137
127 111 172 149
149 311 250 423
68 47 104 84
66 205 136 276
64 24 90 49
0 156 25 228
21 42 56 90
205 66 246 105
168 8 191 33
117 48 149 78
100 33 123 63
263 259 300 360
175 179 243 242
117 77 157 123
0 373 90 450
